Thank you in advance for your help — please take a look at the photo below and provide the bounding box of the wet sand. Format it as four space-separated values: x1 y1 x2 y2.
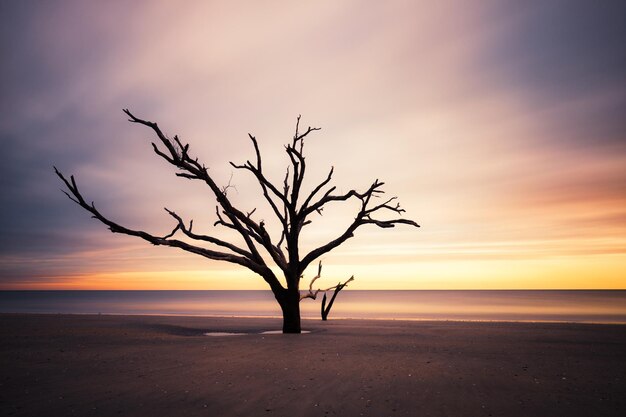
1 314 625 416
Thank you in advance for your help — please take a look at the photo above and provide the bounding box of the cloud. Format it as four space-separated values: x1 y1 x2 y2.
0 1 624 288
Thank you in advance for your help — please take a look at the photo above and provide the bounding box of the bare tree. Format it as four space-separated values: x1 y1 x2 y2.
55 110 419 333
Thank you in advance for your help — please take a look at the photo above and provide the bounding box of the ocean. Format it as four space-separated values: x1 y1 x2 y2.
1 290 625 324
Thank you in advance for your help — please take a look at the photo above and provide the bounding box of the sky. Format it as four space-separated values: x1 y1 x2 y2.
0 0 624 290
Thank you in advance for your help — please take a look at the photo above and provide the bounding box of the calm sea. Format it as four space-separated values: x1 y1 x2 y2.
1 290 625 324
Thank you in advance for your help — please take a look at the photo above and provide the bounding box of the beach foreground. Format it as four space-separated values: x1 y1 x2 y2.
1 314 625 416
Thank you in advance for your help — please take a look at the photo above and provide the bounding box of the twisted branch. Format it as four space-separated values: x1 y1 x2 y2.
299 261 355 301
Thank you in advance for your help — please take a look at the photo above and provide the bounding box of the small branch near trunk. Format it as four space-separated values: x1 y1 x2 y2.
321 278 352 321
299 261 354 301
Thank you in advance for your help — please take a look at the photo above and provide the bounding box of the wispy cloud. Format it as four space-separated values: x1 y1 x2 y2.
1 0 624 289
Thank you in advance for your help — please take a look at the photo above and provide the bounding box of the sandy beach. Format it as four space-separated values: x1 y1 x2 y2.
1 314 625 417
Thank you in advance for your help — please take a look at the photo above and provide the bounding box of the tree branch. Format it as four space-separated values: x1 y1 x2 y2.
300 166 334 214
164 208 253 258
300 179 419 271
124 109 289 271
53 167 278 283
229 134 289 265
287 115 320 208
299 261 354 301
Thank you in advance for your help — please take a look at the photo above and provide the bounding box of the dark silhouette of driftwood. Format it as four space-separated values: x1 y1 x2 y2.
321 279 352 321
299 261 354 320
55 110 419 333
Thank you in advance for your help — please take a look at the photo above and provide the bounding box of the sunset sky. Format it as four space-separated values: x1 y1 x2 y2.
1 1 624 290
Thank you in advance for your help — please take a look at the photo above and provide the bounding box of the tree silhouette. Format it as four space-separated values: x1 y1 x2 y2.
321 280 352 321
55 110 419 333
299 261 354 321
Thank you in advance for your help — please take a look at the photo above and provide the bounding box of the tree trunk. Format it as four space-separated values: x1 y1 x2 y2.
278 289 301 333
321 293 328 321
321 282 345 321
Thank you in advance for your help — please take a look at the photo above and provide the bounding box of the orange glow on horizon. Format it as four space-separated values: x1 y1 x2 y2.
6 252 625 290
